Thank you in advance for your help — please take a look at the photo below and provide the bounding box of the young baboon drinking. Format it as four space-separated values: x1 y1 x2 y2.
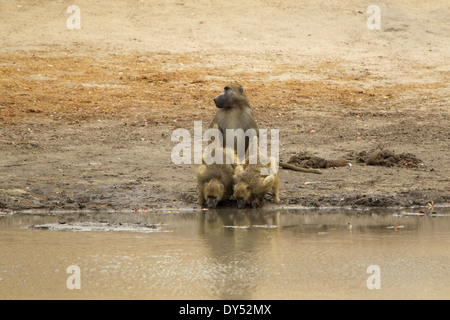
233 162 280 209
196 163 234 209
210 84 321 174
195 146 237 209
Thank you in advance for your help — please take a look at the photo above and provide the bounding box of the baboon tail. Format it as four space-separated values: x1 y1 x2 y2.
279 161 322 174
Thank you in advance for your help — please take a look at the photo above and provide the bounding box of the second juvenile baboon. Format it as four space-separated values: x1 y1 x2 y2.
233 163 280 209
210 84 321 174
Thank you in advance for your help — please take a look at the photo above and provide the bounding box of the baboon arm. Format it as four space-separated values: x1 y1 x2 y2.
262 175 275 188
209 119 218 128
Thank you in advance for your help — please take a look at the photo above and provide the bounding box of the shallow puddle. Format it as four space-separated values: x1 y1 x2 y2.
0 207 449 299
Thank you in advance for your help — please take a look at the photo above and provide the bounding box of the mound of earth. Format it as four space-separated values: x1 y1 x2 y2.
287 152 348 169
286 148 423 170
353 148 423 168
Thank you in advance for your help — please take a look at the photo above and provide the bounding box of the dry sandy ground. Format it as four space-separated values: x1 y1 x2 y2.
0 0 449 211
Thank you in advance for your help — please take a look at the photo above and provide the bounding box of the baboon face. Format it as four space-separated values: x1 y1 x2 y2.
206 195 219 209
251 196 263 209
204 180 225 209
235 197 247 209
213 84 245 109
233 182 251 209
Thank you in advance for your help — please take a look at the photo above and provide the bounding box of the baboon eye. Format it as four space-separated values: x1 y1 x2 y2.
246 186 251 190
224 86 230 91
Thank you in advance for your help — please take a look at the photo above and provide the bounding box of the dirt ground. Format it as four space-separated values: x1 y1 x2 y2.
0 0 449 211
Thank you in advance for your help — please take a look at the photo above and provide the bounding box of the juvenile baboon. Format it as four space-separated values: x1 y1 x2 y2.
210 84 321 174
196 146 237 209
196 163 234 208
233 162 280 209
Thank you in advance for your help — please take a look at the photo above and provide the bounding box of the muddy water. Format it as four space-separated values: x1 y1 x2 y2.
0 208 449 300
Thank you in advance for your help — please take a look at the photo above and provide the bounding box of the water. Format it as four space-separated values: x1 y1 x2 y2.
0 208 449 300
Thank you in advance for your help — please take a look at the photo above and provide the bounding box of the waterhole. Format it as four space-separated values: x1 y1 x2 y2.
0 207 449 299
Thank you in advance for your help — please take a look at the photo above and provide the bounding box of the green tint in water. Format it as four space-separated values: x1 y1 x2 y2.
0 208 449 299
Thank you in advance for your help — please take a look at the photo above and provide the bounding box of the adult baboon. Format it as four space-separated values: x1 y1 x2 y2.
210 84 321 174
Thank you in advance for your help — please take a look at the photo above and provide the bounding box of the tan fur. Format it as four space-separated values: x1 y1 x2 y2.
196 162 234 209
196 145 239 208
210 84 259 154
233 162 280 209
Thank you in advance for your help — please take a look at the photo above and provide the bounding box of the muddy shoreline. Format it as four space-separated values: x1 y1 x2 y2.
1 117 448 212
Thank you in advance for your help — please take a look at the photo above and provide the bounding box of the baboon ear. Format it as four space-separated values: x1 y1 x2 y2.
239 86 244 94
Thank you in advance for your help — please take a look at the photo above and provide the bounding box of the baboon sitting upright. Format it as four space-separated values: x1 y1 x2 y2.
210 84 258 156
210 84 321 174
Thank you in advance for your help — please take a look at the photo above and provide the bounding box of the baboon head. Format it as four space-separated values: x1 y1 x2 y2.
204 179 225 209
250 196 264 209
213 84 246 109
233 182 252 209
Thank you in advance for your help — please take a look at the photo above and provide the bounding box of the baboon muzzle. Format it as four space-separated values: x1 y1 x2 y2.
213 94 225 108
236 199 246 209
